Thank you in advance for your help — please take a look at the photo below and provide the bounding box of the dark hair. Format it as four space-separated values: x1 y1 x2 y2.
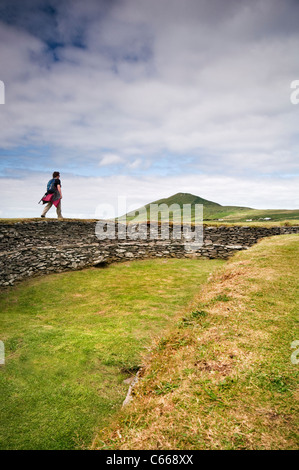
53 171 60 178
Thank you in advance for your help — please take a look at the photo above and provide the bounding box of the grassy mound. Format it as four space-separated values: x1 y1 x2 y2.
93 235 299 450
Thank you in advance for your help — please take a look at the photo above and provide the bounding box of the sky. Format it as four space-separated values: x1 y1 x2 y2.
0 0 298 218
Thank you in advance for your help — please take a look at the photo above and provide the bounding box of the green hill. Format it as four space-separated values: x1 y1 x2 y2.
125 192 249 222
125 192 299 223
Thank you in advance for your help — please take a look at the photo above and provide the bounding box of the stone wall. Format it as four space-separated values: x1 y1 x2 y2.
0 220 298 287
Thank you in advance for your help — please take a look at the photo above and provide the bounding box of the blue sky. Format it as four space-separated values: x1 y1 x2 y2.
0 0 298 218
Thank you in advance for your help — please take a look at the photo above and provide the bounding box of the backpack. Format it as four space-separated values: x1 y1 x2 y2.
47 178 56 194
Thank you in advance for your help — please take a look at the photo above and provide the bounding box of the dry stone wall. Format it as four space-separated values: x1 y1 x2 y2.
0 220 298 287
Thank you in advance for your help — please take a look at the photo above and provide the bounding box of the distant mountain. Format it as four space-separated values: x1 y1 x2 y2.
124 192 299 223
125 192 251 222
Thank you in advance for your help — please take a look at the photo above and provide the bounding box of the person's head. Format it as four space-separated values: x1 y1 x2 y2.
53 171 60 179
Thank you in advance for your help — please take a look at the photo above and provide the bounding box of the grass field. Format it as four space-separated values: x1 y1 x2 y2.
93 235 299 450
0 257 223 450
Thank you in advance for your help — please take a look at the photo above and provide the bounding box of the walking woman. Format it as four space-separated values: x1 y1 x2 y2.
41 171 63 219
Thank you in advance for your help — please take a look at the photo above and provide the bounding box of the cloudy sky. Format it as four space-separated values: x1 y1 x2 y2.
0 0 298 218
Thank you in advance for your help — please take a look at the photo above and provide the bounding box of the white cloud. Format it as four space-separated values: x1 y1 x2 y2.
127 158 142 169
99 153 123 166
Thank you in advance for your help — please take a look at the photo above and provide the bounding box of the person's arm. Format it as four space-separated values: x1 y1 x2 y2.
57 184 62 199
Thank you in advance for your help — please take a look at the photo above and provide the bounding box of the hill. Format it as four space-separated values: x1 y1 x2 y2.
125 192 299 223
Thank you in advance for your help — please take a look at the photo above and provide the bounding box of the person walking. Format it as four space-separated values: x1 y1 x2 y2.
41 171 63 219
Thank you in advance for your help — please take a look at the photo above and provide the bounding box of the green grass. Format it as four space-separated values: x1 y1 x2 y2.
0 258 223 450
217 208 299 223
94 235 299 450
